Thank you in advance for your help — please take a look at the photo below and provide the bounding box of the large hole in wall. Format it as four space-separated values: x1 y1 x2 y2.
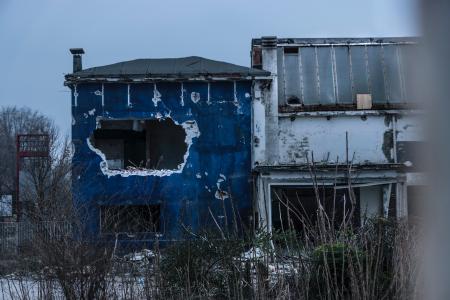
91 119 187 170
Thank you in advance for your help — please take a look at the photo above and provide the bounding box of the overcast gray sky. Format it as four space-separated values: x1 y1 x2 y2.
0 0 419 136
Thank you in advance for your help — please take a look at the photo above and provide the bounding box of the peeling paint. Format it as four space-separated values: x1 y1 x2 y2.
215 189 229 200
382 129 394 162
180 83 185 106
207 83 211 105
71 80 253 240
101 84 105 106
127 84 131 107
215 174 229 200
152 84 161 107
191 91 201 103
73 84 78 107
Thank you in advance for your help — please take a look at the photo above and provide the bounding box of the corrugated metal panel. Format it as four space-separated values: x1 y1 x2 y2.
367 46 386 103
350 46 370 96
317 47 334 104
334 46 353 103
300 47 319 104
278 42 416 105
383 45 403 103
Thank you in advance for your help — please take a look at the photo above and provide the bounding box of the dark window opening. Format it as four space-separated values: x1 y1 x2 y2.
91 118 187 170
287 96 301 105
271 186 360 233
283 51 302 105
100 205 161 234
397 141 427 171
284 47 299 54
407 185 425 222
387 184 397 219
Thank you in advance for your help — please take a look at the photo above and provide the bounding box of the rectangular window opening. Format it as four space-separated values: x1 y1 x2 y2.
100 205 161 234
271 186 360 233
283 50 301 105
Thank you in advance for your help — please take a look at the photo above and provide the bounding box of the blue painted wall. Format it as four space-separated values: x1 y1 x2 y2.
71 81 253 241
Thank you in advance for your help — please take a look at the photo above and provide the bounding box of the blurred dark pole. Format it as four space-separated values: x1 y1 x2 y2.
422 0 450 299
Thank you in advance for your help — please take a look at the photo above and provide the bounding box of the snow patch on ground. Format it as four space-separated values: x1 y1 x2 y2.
241 247 264 260
124 249 155 262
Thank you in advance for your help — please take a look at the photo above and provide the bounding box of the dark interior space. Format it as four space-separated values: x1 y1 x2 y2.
93 129 146 168
271 186 360 233
91 118 186 170
100 205 161 234
407 185 425 221
388 184 397 218
397 141 427 170
146 118 187 170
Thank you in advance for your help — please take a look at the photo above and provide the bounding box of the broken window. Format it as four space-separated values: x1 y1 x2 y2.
283 47 302 105
100 205 161 234
91 118 187 170
279 44 416 107
271 186 360 233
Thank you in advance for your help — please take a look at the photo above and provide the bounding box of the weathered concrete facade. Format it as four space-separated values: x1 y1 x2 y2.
65 55 270 242
251 37 423 231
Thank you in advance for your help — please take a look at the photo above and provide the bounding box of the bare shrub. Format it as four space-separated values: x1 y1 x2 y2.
0 116 421 300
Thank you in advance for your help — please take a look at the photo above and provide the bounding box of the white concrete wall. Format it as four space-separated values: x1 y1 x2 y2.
278 115 392 165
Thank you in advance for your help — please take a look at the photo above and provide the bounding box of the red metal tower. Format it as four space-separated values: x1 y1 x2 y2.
15 134 50 220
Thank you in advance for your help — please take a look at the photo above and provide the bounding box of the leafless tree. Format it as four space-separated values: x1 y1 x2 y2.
0 106 59 197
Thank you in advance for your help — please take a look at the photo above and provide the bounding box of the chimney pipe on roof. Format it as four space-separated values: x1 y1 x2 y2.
69 48 85 73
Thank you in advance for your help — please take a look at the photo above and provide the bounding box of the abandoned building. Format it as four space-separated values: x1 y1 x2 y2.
65 50 270 241
65 36 423 241
251 37 424 232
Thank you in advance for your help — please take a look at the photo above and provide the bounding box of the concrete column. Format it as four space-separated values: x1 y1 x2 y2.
256 175 270 231
261 36 279 165
252 81 266 167
396 182 408 218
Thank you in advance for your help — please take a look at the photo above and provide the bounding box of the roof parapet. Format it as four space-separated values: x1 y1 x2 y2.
261 36 277 48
